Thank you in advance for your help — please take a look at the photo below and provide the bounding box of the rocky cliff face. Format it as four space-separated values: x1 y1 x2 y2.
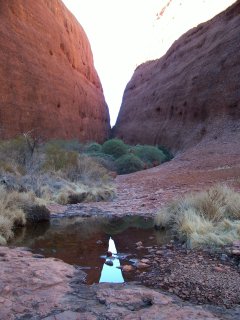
0 0 110 142
114 1 240 152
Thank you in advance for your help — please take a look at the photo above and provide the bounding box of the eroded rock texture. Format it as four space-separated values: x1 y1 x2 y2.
1 247 235 320
0 0 110 142
114 1 240 152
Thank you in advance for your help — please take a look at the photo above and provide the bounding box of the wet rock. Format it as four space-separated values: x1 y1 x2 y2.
122 265 134 272
136 262 150 269
105 260 113 267
106 251 112 257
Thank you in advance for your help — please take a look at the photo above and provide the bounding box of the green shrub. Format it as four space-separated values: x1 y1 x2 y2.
115 154 145 174
132 145 166 166
84 142 102 153
87 152 116 172
102 139 128 159
157 145 173 162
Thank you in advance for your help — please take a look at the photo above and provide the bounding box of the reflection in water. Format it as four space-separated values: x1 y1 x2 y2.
10 216 171 284
99 237 124 283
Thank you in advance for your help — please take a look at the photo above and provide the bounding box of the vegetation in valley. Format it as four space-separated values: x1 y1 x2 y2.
155 185 240 248
0 135 172 243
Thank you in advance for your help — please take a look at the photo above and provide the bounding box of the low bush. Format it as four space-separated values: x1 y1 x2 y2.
86 152 116 172
0 186 45 244
102 139 128 159
157 145 174 162
0 136 34 171
115 154 145 175
62 154 111 184
132 145 166 167
43 145 79 172
155 185 240 248
84 142 102 153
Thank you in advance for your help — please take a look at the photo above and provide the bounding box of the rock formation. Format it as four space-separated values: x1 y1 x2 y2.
1 246 236 319
114 1 240 152
0 0 110 142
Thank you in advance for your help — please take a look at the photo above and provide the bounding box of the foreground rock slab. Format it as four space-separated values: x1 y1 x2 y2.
0 247 239 319
0 246 85 320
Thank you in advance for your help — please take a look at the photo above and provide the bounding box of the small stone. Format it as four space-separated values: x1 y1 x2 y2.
156 250 163 255
96 240 103 244
106 251 112 257
148 249 155 253
122 265 134 272
213 266 224 272
232 249 240 256
105 260 113 266
32 254 45 259
136 246 144 250
140 258 150 264
136 241 143 247
136 262 150 269
220 254 228 261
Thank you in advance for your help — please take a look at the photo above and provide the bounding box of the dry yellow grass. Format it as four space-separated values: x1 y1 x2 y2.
55 183 115 205
0 186 45 244
155 185 240 248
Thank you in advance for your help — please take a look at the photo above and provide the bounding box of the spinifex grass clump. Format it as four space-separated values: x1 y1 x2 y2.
155 185 240 248
0 186 45 245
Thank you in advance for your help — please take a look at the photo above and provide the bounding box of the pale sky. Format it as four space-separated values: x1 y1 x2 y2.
62 0 236 126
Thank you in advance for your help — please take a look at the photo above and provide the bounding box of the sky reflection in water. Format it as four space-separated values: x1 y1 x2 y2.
99 237 124 283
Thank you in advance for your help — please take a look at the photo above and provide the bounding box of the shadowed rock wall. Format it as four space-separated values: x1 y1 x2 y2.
114 1 240 152
0 0 110 142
